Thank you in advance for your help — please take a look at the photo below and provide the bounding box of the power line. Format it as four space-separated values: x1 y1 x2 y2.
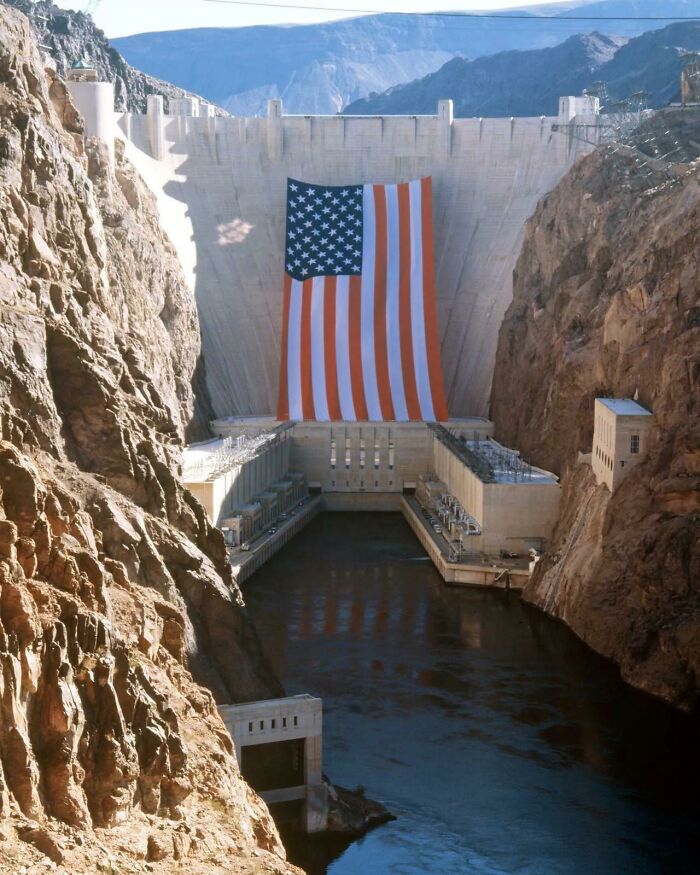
202 0 700 22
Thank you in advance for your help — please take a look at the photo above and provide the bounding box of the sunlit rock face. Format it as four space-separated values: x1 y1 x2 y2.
491 133 700 711
0 5 295 872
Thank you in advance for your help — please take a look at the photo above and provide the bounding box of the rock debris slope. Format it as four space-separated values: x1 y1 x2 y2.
0 5 295 872
491 127 699 710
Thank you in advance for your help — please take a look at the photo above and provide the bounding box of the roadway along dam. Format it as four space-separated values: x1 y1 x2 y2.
116 97 599 419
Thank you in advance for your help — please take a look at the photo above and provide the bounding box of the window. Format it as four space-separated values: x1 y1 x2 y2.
345 437 351 469
360 439 365 469
293 716 298 727
271 719 276 729
248 722 253 733
330 439 336 469
388 442 395 471
259 721 264 730
374 443 380 469
282 717 287 728
630 434 640 454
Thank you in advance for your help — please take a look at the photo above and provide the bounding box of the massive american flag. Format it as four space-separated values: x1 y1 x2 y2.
276 177 448 422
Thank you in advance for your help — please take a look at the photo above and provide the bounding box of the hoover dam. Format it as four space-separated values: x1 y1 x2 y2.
112 95 601 418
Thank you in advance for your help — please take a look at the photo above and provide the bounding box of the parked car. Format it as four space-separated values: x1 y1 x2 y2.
434 526 443 534
240 542 250 552
267 527 278 535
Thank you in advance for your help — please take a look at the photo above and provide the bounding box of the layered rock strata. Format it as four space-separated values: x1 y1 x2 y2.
491 135 700 711
0 5 295 872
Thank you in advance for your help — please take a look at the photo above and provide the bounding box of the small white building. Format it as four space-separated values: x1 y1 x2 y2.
592 398 653 492
219 695 327 833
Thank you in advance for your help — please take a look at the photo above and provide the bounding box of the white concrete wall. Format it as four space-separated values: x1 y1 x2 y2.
67 80 115 163
116 103 597 419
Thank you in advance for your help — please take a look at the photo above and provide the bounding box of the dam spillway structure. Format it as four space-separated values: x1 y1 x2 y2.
114 95 602 420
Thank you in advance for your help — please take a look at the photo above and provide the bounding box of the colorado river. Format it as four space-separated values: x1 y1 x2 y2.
243 513 700 874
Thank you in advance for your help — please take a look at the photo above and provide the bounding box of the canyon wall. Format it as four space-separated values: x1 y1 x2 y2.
117 103 595 420
491 129 699 710
0 5 296 871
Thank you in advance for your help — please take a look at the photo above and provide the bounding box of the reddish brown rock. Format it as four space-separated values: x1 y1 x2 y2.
0 5 297 873
491 133 700 710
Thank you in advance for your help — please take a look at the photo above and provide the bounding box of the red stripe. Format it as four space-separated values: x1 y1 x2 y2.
276 273 292 420
398 183 421 420
324 277 342 421
373 185 394 420
300 278 315 420
421 177 448 421
349 275 368 420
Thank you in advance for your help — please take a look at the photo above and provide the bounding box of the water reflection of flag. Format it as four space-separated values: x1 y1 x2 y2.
276 176 448 422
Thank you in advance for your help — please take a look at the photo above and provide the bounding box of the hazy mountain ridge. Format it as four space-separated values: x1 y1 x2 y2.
345 32 625 118
112 0 700 116
345 22 700 117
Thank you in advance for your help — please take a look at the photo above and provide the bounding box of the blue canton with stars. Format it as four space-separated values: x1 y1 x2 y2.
285 179 364 281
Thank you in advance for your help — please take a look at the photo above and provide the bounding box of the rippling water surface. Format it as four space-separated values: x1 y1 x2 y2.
243 513 700 875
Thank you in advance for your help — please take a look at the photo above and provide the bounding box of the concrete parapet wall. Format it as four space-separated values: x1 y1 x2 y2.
116 102 598 419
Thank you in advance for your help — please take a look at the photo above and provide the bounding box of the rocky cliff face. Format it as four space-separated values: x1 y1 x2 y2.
5 0 219 114
0 5 295 871
491 127 699 711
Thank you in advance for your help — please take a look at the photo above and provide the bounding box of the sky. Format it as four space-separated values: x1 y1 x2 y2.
51 0 577 39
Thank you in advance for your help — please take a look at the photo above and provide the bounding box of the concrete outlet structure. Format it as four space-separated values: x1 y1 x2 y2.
219 695 327 833
592 398 653 492
199 416 560 578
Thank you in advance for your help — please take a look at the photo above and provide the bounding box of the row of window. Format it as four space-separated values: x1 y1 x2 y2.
248 715 299 733
330 439 395 470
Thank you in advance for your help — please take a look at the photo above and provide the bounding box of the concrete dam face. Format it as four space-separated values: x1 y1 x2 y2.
117 98 596 419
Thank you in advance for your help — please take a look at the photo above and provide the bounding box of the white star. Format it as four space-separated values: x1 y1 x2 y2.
321 222 329 230
353 265 361 271
294 259 301 266
301 266 308 275
298 193 306 202
323 191 332 199
290 183 298 192
339 204 347 212
335 265 342 272
354 234 361 242
341 189 349 197
287 263 293 271
322 206 331 215
329 229 337 237
332 197 340 206
304 221 312 228
306 204 314 212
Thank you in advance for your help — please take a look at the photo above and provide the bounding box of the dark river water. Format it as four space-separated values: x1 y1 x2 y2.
243 513 700 875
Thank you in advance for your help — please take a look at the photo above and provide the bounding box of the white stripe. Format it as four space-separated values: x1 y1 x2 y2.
361 185 381 421
385 185 408 421
287 279 304 420
335 276 355 421
409 180 434 421
310 277 329 421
